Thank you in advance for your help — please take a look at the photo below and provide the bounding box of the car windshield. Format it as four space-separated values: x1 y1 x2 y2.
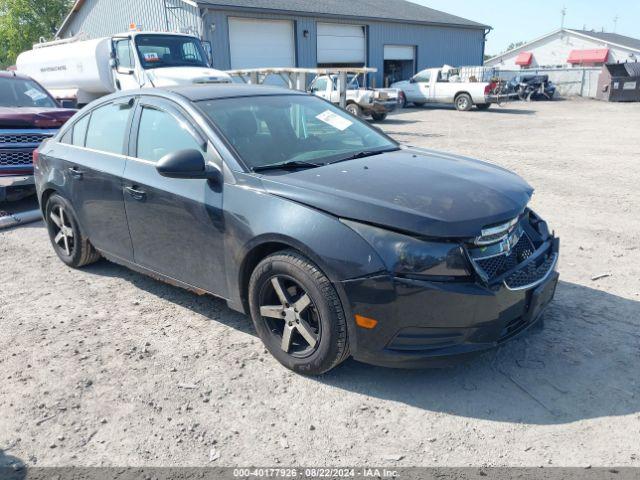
0 77 58 108
135 35 208 69
198 95 398 170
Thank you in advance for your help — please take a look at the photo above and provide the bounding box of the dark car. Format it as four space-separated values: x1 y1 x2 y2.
0 71 76 202
34 85 559 374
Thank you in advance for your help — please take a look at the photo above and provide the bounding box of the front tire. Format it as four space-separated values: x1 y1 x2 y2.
45 194 101 268
371 112 388 122
476 103 491 111
345 103 362 117
248 250 349 375
455 93 473 111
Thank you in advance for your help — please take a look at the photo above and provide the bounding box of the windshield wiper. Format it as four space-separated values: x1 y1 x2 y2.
326 147 400 166
252 160 324 173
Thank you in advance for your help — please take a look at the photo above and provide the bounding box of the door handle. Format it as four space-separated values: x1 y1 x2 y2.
68 167 84 179
125 186 147 201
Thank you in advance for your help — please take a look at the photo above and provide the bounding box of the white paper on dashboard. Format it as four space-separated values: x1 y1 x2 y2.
316 110 353 131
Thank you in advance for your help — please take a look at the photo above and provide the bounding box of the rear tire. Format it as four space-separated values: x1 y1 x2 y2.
455 93 473 111
248 250 349 375
413 102 426 107
371 112 388 122
345 103 362 117
45 194 101 268
476 103 491 111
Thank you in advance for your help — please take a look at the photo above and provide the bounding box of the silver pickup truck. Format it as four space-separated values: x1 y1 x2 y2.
309 74 400 122
392 67 499 111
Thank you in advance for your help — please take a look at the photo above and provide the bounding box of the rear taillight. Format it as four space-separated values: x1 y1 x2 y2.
32 149 39 167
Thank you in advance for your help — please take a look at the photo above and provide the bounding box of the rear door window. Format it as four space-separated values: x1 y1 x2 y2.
136 107 202 162
85 102 132 155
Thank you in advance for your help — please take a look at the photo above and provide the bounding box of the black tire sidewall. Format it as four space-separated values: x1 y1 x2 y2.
249 253 347 375
45 194 84 267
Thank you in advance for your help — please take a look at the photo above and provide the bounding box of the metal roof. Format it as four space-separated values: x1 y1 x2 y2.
568 30 640 53
197 0 489 29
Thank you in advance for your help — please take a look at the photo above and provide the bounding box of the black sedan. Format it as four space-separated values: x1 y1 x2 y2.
34 85 559 374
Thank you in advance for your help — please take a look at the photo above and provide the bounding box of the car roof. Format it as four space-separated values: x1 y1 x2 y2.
164 84 306 102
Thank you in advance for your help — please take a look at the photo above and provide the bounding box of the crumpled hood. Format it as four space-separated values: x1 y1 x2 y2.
146 67 232 87
0 107 76 129
259 148 534 238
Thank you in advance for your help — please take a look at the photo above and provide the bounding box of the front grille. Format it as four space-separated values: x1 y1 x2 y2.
0 150 34 166
474 234 535 279
505 253 557 290
0 133 51 145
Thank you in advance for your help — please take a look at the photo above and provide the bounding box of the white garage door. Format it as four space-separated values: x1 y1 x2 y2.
317 23 366 65
384 45 416 61
228 18 295 69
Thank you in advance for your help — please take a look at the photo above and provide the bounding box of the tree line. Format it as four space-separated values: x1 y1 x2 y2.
0 0 72 69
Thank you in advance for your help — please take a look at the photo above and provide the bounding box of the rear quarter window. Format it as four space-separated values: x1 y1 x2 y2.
71 114 91 147
85 103 132 155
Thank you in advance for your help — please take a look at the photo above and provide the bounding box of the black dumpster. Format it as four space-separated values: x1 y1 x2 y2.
597 62 640 102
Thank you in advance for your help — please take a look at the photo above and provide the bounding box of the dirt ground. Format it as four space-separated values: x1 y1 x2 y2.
1 98 639 468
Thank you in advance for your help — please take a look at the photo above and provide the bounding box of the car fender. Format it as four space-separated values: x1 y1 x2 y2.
222 179 387 351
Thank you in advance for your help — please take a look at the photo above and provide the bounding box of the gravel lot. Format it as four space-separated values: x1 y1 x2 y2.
1 98 639 468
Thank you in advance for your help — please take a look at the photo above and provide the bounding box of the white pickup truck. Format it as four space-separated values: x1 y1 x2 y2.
309 74 400 122
392 67 497 111
17 32 231 107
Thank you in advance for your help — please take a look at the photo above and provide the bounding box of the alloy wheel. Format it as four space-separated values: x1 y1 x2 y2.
49 205 74 256
259 276 321 358
457 96 469 110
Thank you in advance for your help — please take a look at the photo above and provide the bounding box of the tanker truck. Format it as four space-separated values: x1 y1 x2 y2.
17 32 232 107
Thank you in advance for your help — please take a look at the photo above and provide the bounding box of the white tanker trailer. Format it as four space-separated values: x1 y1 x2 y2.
17 32 231 107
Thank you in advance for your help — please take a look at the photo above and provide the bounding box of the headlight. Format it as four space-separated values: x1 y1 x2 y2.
342 220 470 279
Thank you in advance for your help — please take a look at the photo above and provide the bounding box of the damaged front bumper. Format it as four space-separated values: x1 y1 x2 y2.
341 211 559 368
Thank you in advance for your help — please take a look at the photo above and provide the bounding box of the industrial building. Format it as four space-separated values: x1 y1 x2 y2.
486 28 640 69
55 0 489 86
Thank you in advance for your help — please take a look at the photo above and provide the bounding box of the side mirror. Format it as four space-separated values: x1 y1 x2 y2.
202 41 213 67
409 77 416 83
109 58 117 69
156 149 221 181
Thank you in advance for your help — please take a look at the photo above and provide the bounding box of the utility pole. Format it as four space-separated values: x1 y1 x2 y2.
561 6 567 29
613 15 619 33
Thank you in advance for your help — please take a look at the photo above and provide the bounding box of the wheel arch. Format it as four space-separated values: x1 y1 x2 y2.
40 187 59 215
234 234 361 355
236 234 340 315
454 91 472 101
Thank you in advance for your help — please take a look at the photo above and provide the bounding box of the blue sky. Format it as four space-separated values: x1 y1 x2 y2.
412 0 640 55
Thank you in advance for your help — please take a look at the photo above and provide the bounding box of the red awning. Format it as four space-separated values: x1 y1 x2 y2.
568 49 609 64
515 52 533 66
